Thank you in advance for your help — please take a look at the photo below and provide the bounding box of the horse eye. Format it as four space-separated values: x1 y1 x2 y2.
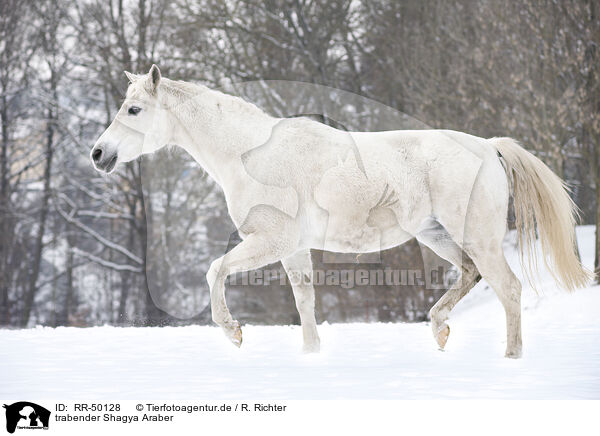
128 106 141 115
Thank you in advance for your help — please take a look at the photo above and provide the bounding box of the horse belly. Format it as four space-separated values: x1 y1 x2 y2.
303 192 415 253
318 221 413 253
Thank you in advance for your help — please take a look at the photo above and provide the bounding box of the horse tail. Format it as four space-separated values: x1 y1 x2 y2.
490 137 591 291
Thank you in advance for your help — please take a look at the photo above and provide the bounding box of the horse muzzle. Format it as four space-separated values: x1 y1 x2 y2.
91 143 118 173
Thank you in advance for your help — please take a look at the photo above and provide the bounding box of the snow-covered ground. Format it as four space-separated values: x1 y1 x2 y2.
1 227 599 400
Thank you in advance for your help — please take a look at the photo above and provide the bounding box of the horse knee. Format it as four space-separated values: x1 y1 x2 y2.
429 302 449 326
207 258 225 289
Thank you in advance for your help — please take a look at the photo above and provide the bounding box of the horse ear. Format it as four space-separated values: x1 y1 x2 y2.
146 64 161 94
124 71 138 83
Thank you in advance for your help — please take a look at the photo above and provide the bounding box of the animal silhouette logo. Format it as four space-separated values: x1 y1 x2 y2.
2 402 50 433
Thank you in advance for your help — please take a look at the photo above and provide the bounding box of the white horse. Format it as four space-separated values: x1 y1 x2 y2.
91 65 590 358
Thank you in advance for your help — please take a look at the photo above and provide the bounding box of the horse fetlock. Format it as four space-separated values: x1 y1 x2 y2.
302 337 320 354
211 308 231 325
505 334 522 358
222 320 243 348
505 345 522 359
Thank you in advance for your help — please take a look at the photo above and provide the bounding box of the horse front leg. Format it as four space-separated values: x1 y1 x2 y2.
206 256 242 346
282 249 320 353
206 231 297 347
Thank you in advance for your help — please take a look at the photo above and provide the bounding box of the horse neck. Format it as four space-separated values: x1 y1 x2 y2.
161 82 277 186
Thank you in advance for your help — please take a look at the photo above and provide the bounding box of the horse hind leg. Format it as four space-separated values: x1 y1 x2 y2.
416 220 482 349
468 247 523 358
429 256 481 350
453 213 522 357
419 219 523 357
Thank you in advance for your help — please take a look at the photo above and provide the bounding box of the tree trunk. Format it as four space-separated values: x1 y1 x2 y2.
595 171 600 284
136 163 165 326
118 213 136 324
56 232 75 327
21 80 55 327
0 92 10 325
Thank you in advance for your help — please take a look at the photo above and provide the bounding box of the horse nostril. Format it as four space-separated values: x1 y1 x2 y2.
92 148 103 163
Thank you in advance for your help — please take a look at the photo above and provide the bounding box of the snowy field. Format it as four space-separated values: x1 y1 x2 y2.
1 227 599 400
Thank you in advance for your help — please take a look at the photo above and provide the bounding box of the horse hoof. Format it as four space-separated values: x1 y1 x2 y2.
302 341 320 354
505 348 522 359
224 321 243 348
435 324 450 350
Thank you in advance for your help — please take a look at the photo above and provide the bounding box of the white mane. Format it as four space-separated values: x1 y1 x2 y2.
128 75 271 122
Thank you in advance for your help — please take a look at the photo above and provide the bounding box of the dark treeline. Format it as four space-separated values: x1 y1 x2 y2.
0 0 598 328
